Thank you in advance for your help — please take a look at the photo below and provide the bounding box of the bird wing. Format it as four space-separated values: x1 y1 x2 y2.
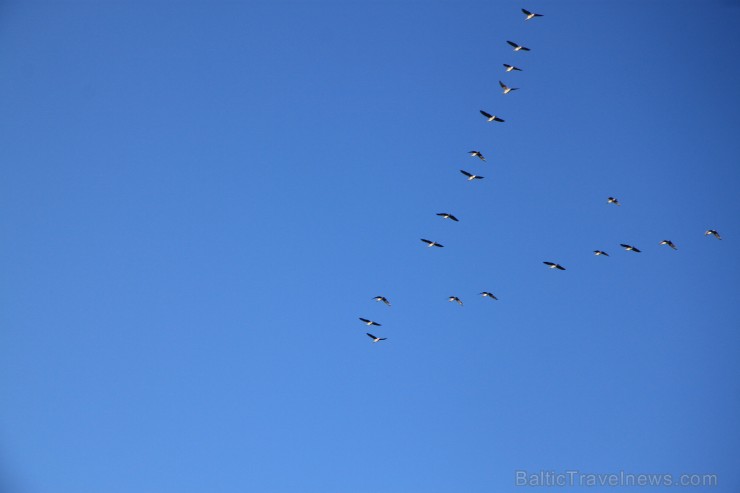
522 8 532 15
460 170 473 177
499 80 507 89
507 40 518 48
421 238 432 244
359 317 370 323
449 215 459 222
480 110 493 119
366 333 377 339
556 265 566 270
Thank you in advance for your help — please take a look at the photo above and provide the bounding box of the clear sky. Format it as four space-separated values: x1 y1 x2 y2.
1 1 739 492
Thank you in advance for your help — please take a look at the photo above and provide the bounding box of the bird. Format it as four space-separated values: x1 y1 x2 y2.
659 240 677 250
705 229 722 240
469 150 486 161
372 296 391 306
593 250 610 256
366 333 387 343
543 261 566 270
359 317 381 326
479 110 505 122
507 40 530 51
522 8 543 20
421 238 444 248
499 81 519 94
503 63 522 72
620 243 641 253
448 296 463 306
460 170 484 181
480 291 498 300
607 197 621 206
436 212 459 222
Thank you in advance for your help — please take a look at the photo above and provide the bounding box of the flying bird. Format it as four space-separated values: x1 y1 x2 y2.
620 243 641 252
543 261 566 270
607 197 621 206
480 291 498 300
359 317 381 326
705 229 722 240
460 170 484 181
593 250 610 256
659 240 677 250
479 110 505 122
366 333 387 343
503 63 522 72
469 150 486 161
499 81 519 94
448 296 463 306
372 296 391 306
522 8 543 20
436 212 459 222
507 40 530 51
421 238 444 248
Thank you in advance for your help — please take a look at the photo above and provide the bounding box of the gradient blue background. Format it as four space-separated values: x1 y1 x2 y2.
1 0 739 492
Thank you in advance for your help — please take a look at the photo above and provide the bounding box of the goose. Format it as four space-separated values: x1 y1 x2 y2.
593 250 610 256
507 40 530 51
499 81 519 94
460 170 484 181
620 243 641 253
522 8 543 20
421 238 444 248
366 333 387 343
372 296 391 306
659 240 677 250
543 261 566 270
448 296 463 306
480 291 498 300
359 317 381 326
469 150 486 161
607 197 621 206
479 110 505 122
436 213 459 222
705 229 722 240
503 63 522 72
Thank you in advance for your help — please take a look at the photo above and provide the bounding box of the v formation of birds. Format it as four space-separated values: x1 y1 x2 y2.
357 7 723 344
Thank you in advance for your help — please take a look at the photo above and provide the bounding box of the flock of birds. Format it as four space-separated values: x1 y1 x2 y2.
357 7 724 344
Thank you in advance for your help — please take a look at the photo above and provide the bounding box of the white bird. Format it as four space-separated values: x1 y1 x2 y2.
607 197 621 206
436 212 459 222
503 63 522 72
448 296 463 306
620 243 641 253
543 261 566 270
479 110 505 122
522 8 543 20
421 238 444 248
366 333 387 343
507 40 530 51
659 240 677 250
372 296 391 306
499 80 519 94
593 250 610 257
359 317 381 326
480 291 498 300
705 229 722 240
460 170 484 181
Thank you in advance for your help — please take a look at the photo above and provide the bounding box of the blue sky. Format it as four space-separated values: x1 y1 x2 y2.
1 1 739 492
